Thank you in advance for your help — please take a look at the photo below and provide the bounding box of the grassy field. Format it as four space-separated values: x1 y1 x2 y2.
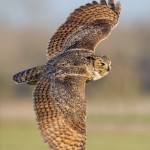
1 100 150 150
1 116 150 150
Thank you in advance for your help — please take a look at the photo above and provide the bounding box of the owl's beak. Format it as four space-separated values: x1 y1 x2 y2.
107 64 112 72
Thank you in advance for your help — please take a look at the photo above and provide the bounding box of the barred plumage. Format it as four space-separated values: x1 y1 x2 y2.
13 65 47 85
46 0 121 60
34 75 86 149
13 0 121 149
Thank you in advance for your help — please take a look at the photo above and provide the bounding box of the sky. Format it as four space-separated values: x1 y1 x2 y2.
0 0 150 29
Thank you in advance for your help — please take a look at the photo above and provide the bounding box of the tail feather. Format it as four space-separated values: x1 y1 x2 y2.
13 65 47 85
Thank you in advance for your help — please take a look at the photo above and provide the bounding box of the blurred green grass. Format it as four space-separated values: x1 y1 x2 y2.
88 114 150 124
1 121 47 150
87 132 150 150
1 115 150 150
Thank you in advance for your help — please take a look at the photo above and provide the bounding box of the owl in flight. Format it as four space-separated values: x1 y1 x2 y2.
13 0 121 149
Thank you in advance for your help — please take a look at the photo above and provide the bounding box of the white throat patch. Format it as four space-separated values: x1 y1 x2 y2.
93 71 103 81
93 71 109 81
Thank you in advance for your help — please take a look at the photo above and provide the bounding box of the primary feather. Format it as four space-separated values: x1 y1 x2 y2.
46 0 121 60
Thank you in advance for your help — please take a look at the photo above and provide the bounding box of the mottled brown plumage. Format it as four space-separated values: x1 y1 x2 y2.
46 0 121 60
13 0 121 149
34 75 87 149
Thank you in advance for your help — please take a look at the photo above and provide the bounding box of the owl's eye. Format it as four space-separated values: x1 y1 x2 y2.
100 62 105 66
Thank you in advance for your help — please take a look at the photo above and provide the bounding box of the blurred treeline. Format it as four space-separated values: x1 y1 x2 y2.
0 21 150 101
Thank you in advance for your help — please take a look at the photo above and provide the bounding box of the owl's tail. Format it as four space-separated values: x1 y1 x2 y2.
13 65 47 85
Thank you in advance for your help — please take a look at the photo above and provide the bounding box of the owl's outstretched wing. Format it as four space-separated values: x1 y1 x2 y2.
34 74 87 149
46 0 121 60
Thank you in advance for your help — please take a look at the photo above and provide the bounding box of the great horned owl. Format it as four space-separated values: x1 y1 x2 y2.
13 0 121 149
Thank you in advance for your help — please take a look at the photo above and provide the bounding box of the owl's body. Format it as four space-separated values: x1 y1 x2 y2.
13 0 121 149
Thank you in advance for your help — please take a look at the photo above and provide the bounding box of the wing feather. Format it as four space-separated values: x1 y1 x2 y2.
34 75 87 149
46 0 121 60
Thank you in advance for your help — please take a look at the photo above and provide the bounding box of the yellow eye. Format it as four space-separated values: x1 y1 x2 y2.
100 62 105 66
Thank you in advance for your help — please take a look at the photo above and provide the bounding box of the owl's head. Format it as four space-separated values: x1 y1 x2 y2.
93 55 111 80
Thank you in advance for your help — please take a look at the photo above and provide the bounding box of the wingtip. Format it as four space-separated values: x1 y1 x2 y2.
108 0 114 4
92 1 99 5
115 1 121 16
108 0 115 10
116 1 121 7
100 0 107 5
